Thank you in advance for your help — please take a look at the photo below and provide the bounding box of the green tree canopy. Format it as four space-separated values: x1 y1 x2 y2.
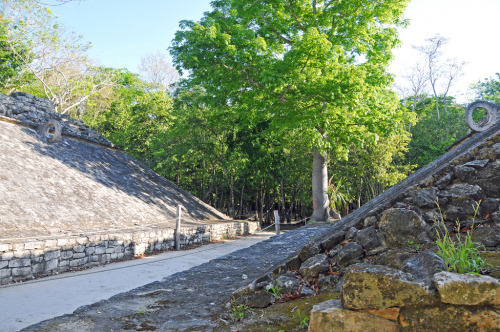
171 0 413 220
0 17 30 92
471 73 500 103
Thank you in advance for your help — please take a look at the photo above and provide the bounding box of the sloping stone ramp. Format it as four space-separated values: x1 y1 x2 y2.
0 119 228 239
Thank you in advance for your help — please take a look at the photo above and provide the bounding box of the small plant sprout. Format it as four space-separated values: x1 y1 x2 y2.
434 200 489 275
230 302 250 321
408 240 422 251
294 309 310 329
267 284 284 301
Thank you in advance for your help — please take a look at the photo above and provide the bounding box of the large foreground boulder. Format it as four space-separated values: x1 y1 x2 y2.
399 305 500 331
434 272 500 306
341 264 436 310
308 299 398 332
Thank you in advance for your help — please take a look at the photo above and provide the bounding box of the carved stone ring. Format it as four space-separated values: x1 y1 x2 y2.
38 119 62 143
465 101 499 132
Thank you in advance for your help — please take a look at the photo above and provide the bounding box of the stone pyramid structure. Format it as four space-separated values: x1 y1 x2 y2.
0 92 229 239
0 93 259 285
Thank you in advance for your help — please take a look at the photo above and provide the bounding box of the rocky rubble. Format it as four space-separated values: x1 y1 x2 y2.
0 92 115 147
230 123 500 330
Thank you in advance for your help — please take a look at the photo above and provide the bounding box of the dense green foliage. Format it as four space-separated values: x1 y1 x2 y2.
170 0 414 219
471 73 500 103
81 70 173 166
0 18 30 92
404 95 468 168
3 0 496 222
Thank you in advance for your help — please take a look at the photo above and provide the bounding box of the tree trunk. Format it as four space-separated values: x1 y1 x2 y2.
280 179 286 223
310 149 330 221
238 184 244 219
259 187 264 227
229 175 234 218
214 183 218 208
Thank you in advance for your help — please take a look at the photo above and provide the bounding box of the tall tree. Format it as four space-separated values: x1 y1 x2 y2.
138 51 180 92
414 34 465 121
1 0 113 114
171 0 412 220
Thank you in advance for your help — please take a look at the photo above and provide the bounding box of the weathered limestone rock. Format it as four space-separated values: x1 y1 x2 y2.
345 227 358 240
238 291 274 308
342 264 436 310
471 226 500 247
319 231 345 251
299 254 330 279
439 183 484 202
456 197 482 216
399 305 500 331
232 278 274 308
422 210 440 225
402 251 446 286
411 187 439 208
298 242 322 263
337 242 364 267
434 271 500 306
493 142 500 153
464 159 490 168
372 249 415 270
44 250 60 261
299 286 315 297
8 258 30 268
482 197 500 214
454 165 478 182
308 299 398 332
379 209 426 246
478 147 498 161
492 211 500 224
318 274 341 292
435 172 454 189
353 226 382 252
275 272 301 293
363 216 378 228
365 307 400 321
444 205 466 222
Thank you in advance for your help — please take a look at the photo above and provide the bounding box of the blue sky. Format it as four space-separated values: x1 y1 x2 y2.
51 0 500 102
51 0 212 69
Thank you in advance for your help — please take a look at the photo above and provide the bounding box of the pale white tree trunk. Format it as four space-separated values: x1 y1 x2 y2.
310 149 330 221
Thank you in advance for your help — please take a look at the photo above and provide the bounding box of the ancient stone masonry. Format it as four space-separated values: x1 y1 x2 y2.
18 119 500 331
0 221 259 285
0 92 248 285
229 121 500 330
0 92 115 147
309 265 500 331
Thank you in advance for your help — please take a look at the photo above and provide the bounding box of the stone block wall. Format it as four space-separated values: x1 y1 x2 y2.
309 264 500 331
0 92 115 147
0 221 259 285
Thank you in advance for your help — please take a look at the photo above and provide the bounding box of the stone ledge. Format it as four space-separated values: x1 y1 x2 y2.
309 299 398 332
0 221 259 285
